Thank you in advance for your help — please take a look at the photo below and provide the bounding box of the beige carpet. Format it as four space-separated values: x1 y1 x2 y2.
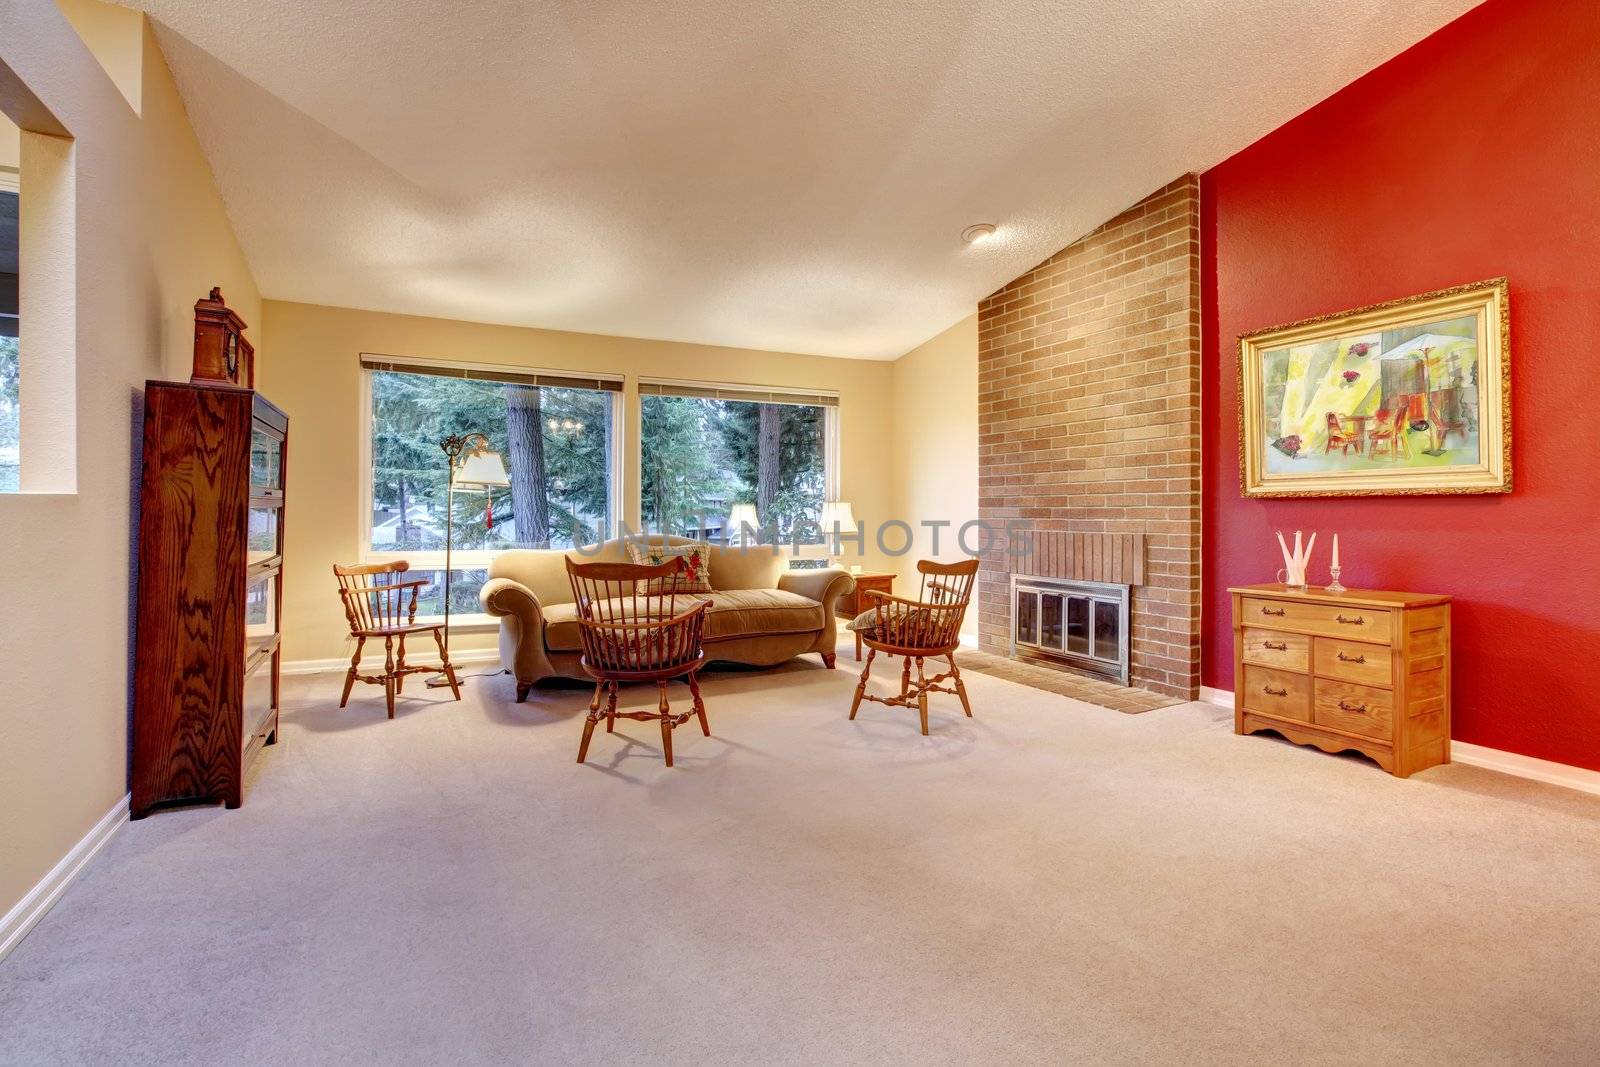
3 639 1599 1065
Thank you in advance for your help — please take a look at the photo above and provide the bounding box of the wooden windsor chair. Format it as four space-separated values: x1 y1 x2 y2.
849 558 978 735
333 561 461 719
566 556 711 767
1367 400 1411 460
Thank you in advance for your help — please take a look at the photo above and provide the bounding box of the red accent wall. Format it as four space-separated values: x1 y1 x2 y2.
1202 0 1600 770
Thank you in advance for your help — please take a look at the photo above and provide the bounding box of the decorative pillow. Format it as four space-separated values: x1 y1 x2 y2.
849 604 936 642
846 608 880 633
624 540 713 593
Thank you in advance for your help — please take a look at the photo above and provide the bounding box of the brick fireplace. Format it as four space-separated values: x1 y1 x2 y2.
977 176 1202 699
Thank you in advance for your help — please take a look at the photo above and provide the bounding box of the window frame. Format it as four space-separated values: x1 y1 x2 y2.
357 354 626 621
636 376 840 557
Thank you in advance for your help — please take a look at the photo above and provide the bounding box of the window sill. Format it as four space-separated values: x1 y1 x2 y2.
414 612 499 632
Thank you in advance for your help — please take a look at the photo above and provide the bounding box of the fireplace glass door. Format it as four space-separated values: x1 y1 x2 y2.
1011 576 1130 685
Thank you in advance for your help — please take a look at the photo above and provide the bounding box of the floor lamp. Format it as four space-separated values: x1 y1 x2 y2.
427 431 510 688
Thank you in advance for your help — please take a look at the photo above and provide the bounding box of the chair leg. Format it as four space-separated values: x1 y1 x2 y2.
383 636 396 719
688 671 709 736
431 628 461 701
899 656 912 701
916 656 929 736
590 681 614 732
850 649 875 720
606 683 618 737
340 637 364 708
395 635 407 693
949 654 973 717
577 714 598 764
658 683 674 768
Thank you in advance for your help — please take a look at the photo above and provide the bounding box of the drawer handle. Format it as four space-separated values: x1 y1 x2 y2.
1337 651 1366 664
1335 614 1365 626
1263 641 1288 651
1338 700 1368 714
1261 606 1286 617
1263 685 1288 697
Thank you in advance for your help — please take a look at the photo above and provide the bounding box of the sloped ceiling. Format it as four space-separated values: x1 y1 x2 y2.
126 0 1480 358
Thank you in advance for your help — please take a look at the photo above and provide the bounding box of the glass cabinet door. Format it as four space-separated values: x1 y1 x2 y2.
250 425 283 491
242 657 275 744
247 506 281 564
245 572 279 661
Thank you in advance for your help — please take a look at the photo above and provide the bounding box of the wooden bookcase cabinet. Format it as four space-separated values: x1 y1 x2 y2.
132 382 288 817
1229 584 1451 778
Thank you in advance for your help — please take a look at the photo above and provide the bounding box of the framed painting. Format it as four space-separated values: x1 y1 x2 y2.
1239 277 1510 498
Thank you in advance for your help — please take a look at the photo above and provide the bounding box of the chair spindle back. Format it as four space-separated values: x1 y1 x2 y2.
565 557 708 674
870 558 978 652
333 561 423 635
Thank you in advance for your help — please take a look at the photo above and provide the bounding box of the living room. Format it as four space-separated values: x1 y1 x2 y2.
3 0 1598 1061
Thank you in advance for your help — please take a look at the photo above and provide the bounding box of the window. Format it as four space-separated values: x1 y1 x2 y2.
361 356 623 618
1 121 18 492
639 382 837 544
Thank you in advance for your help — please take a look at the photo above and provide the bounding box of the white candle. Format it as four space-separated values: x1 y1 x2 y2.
1332 533 1341 569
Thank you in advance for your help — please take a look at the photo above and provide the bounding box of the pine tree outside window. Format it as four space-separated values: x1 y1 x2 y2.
638 381 837 547
360 357 622 619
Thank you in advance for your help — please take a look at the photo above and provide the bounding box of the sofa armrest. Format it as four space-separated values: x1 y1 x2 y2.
481 576 544 623
778 567 855 611
479 578 554 689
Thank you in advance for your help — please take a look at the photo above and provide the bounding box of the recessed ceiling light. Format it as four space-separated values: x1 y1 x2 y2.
961 223 997 245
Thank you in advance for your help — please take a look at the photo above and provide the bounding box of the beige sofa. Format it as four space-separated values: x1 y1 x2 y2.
480 535 855 700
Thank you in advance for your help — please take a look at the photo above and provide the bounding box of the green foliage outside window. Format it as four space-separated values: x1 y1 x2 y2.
0 336 17 493
366 372 828 614
369 370 613 553
641 394 825 542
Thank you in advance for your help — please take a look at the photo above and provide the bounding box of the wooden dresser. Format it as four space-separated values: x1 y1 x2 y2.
1229 584 1451 777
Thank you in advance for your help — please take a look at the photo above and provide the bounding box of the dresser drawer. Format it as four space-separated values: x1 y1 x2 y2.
1243 628 1309 672
1314 637 1391 688
1241 597 1392 643
1313 679 1393 739
1242 665 1311 722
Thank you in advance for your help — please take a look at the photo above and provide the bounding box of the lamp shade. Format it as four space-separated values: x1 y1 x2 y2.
453 447 510 491
821 500 856 533
821 500 856 555
726 503 760 542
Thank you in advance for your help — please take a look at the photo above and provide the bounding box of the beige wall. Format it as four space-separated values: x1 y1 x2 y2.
55 0 144 114
0 2 260 921
0 114 17 168
888 315 979 635
257 301 899 666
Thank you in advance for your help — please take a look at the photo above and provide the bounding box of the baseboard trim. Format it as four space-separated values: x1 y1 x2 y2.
0 793 129 964
1450 742 1600 797
282 648 502 676
1200 686 1600 797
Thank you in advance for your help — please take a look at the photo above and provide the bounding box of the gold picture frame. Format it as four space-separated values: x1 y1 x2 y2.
1239 277 1510 498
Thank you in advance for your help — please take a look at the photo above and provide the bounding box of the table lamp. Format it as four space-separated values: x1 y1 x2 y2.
821 500 857 567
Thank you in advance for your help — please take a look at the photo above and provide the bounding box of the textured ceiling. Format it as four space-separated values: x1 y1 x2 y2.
128 0 1480 359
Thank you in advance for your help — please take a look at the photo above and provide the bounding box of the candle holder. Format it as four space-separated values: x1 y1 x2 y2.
1326 566 1347 594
